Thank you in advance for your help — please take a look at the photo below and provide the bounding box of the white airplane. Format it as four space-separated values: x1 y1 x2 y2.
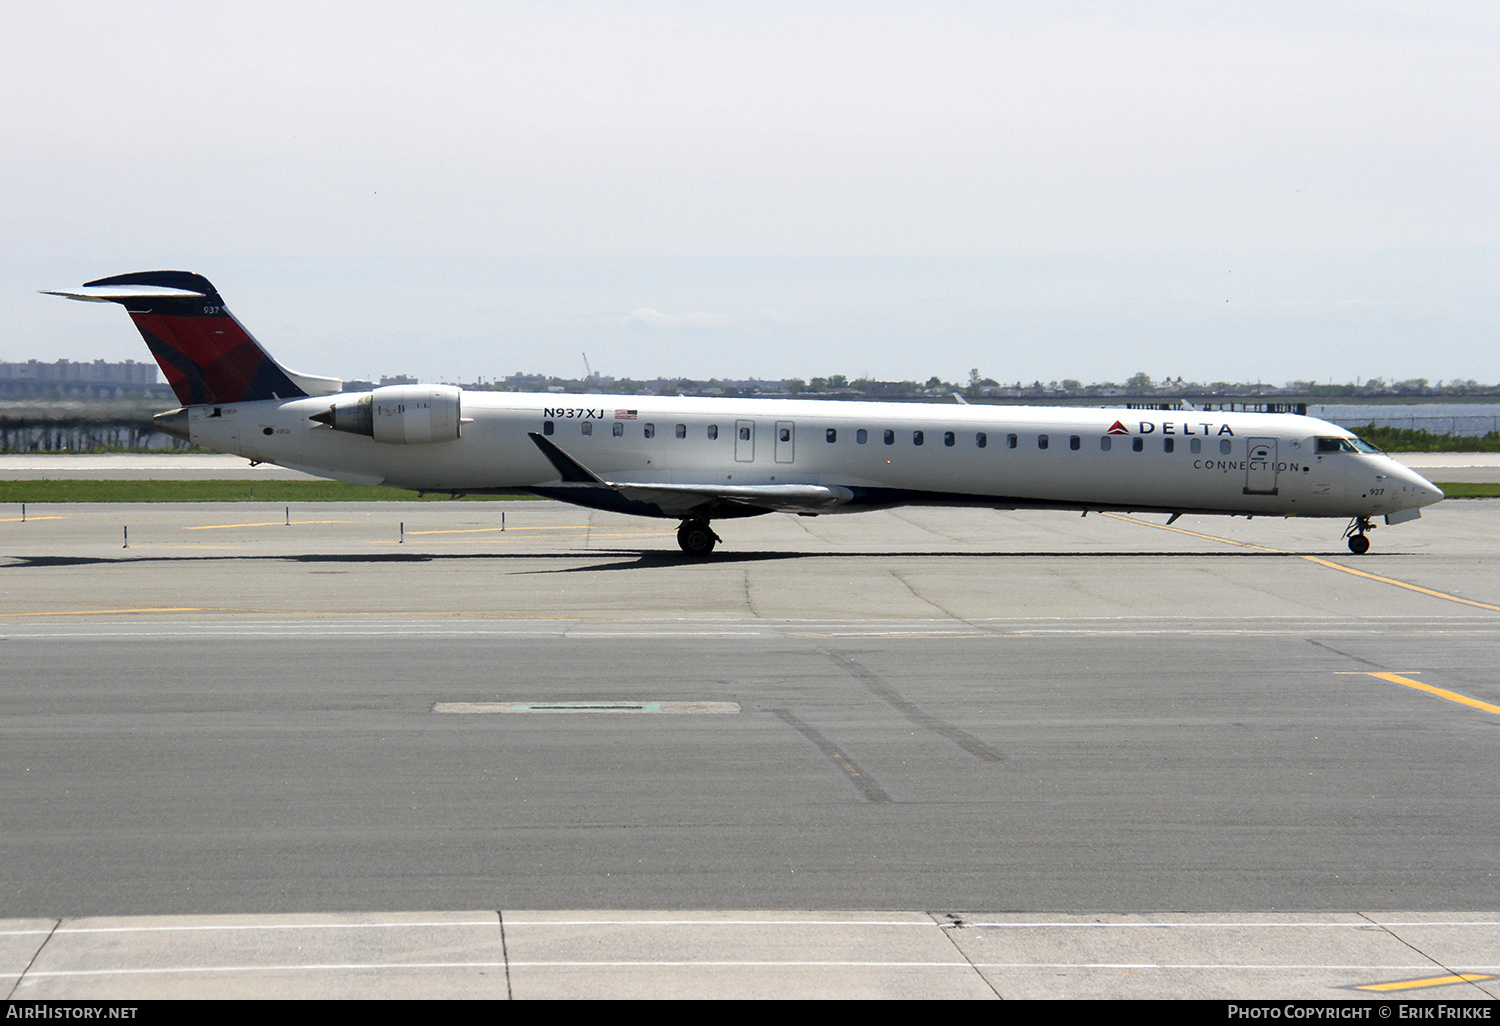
46 271 1443 556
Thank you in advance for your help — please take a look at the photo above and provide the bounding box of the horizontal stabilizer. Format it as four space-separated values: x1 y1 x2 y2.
42 285 210 303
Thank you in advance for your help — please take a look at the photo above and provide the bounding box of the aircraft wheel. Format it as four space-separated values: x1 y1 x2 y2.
1347 533 1370 555
677 520 718 556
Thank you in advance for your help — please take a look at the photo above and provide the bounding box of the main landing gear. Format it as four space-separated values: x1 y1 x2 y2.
677 519 721 556
1343 516 1373 555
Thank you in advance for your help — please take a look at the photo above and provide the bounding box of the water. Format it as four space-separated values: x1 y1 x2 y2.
1306 404 1500 437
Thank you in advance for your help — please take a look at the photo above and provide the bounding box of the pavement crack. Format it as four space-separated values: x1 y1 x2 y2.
888 569 966 620
930 912 1003 999
497 909 513 1000
741 568 762 619
823 650 1006 762
1305 639 1387 669
771 708 893 803
887 509 965 544
8 919 58 999
1357 913 1496 997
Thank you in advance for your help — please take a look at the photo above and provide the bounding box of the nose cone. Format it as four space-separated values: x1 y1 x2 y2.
1392 461 1444 507
152 407 191 442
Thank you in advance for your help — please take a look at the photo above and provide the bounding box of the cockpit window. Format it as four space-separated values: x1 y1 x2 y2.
1316 436 1374 454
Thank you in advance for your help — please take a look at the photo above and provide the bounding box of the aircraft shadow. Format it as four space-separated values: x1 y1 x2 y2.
1 549 1386 573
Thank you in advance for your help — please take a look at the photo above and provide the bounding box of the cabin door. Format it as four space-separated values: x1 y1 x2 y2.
734 419 755 462
1244 437 1278 494
774 421 795 464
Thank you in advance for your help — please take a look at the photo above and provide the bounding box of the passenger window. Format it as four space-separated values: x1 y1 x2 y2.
976 432 987 448
1069 435 1080 450
675 424 686 439
1132 437 1144 452
780 427 791 442
643 423 655 439
1100 436 1112 452
613 422 624 437
1219 439 1232 455
884 430 895 445
856 429 868 444
739 426 751 441
1007 433 1018 449
543 420 554 436
826 428 837 443
708 424 718 440
1163 438 1174 453
1038 434 1049 449
581 422 592 436
913 430 924 446
1190 438 1201 454
943 431 955 447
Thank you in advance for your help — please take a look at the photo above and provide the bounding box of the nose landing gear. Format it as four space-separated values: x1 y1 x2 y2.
1343 516 1373 554
677 519 720 556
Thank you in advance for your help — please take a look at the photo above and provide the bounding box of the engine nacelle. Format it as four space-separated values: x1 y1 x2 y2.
310 384 462 444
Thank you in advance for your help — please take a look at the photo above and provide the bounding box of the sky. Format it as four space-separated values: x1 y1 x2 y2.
3 1 1497 387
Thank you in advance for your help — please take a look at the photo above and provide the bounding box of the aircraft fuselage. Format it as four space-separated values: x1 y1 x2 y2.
183 391 1441 522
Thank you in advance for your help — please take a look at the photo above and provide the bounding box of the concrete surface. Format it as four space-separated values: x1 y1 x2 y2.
3 498 1500 999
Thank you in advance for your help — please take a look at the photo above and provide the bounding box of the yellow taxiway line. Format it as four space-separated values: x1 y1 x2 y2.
1101 512 1500 613
1362 671 1500 716
0 607 209 618
185 520 356 530
1356 972 1495 992
1300 555 1500 612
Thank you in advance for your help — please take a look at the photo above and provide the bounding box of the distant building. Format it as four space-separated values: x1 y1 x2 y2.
0 359 169 399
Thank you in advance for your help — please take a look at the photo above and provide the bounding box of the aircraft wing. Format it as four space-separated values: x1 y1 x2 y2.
527 432 852 516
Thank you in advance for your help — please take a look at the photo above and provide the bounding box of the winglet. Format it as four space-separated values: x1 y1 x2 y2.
527 432 605 484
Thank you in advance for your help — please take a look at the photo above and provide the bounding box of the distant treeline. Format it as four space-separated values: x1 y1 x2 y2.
482 370 1500 400
1355 425 1500 452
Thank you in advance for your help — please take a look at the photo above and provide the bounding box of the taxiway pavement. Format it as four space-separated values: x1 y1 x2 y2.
2 499 1499 998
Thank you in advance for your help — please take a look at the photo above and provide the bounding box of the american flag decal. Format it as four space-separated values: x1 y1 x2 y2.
615 409 638 420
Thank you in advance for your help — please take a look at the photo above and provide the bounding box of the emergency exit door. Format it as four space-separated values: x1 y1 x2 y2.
775 421 795 464
735 419 755 462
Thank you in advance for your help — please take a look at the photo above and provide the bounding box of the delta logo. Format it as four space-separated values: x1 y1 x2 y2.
1107 421 1130 435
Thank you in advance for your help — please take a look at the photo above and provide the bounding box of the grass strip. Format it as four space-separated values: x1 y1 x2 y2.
1430 482 1500 498
0 480 531 503
1351 425 1500 452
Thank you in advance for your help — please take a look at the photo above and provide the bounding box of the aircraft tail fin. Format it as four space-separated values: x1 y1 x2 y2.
43 271 341 406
